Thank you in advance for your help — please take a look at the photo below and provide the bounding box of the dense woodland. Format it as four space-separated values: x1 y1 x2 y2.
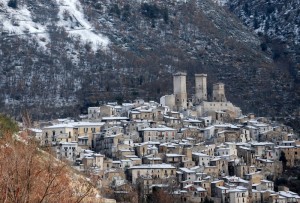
0 0 299 120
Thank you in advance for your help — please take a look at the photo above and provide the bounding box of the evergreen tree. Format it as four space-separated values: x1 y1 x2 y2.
7 0 18 8
279 151 287 171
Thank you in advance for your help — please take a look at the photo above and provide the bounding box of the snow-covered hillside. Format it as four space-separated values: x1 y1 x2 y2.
55 0 109 50
0 0 109 51
0 0 299 118
0 0 49 48
225 0 300 76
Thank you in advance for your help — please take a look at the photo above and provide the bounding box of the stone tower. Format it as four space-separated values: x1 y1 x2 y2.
173 72 187 111
195 74 207 103
213 83 227 102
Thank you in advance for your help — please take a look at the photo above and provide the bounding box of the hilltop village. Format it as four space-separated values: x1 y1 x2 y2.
28 73 300 203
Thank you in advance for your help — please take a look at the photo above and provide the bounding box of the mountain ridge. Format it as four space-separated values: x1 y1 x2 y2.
0 0 299 119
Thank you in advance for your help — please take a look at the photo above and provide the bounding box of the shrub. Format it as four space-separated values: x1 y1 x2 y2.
260 43 268 51
7 0 17 8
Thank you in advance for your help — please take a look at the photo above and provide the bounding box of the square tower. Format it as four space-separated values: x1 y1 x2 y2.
173 72 187 111
213 83 227 102
195 74 207 104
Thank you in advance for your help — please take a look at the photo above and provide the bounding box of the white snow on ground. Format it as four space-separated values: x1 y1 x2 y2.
294 26 299 45
56 0 109 51
211 0 228 6
0 0 109 51
0 0 50 49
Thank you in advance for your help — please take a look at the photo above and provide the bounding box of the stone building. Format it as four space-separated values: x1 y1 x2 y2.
212 83 227 102
173 72 188 111
194 73 207 104
127 164 176 184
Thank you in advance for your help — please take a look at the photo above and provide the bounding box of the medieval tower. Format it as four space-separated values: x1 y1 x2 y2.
213 83 227 102
195 74 207 104
173 72 187 111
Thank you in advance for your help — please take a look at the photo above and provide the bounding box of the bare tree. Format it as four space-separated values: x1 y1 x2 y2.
0 115 96 203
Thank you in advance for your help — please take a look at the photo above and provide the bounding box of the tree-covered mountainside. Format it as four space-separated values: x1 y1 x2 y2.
226 0 299 68
225 0 300 90
0 0 299 119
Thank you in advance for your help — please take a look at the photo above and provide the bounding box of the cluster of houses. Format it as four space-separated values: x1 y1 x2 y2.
28 73 300 203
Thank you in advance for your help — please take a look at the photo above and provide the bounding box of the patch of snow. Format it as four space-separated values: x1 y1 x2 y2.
56 0 109 51
295 26 299 45
211 0 228 6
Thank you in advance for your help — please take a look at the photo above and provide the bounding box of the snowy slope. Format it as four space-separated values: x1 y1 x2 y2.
0 0 49 48
0 0 299 119
0 0 109 51
55 0 109 50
